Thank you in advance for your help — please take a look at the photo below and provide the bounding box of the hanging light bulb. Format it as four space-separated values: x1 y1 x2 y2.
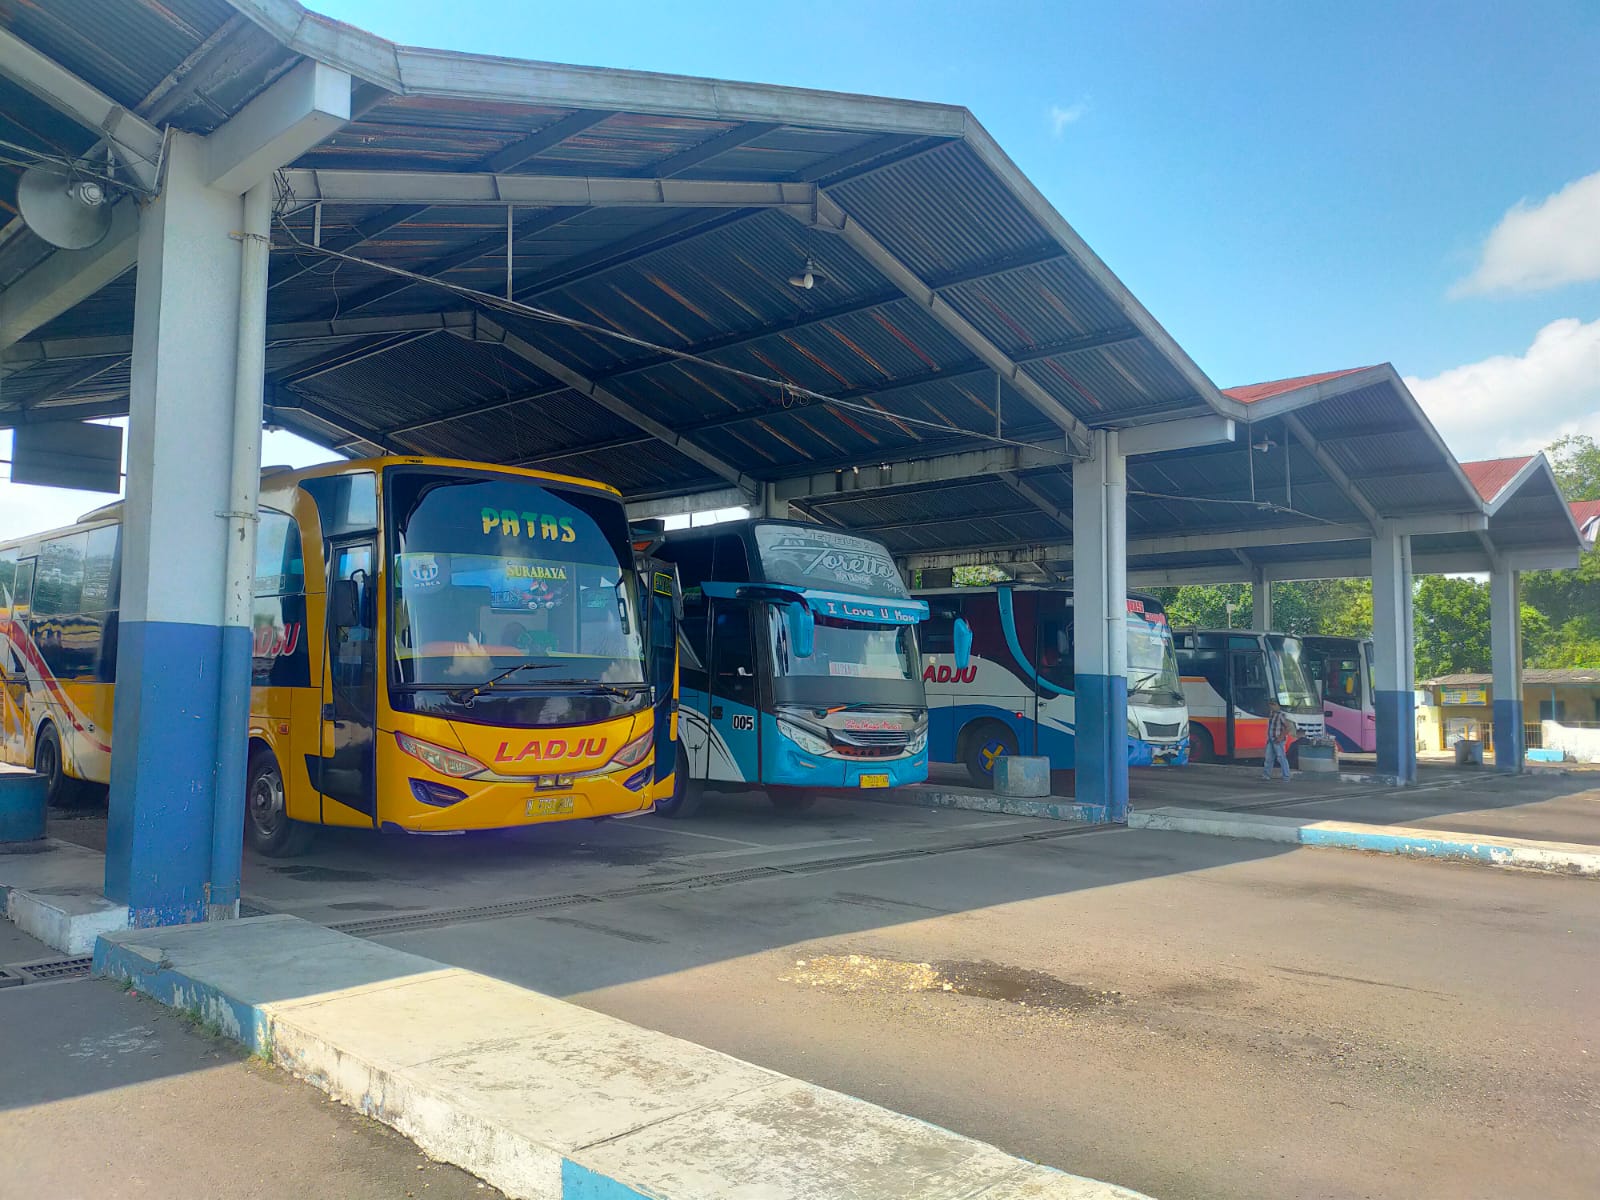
788 256 820 289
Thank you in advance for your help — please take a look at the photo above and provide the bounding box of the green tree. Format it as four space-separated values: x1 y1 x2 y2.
1522 434 1600 669
1412 576 1491 679
1546 433 1600 501
1271 579 1372 636
1147 583 1249 628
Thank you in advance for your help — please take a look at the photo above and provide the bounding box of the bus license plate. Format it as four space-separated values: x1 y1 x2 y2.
527 796 575 816
859 774 890 789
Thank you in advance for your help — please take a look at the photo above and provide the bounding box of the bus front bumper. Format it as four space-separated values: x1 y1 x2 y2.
769 742 930 789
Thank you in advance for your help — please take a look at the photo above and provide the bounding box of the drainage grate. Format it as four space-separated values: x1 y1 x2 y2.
13 955 93 983
0 966 22 989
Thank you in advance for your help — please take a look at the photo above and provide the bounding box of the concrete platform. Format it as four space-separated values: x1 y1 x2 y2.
1 838 127 954
1131 806 1600 875
95 915 1149 1200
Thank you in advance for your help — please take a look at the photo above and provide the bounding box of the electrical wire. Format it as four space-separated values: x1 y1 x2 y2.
1128 488 1351 527
268 202 1083 462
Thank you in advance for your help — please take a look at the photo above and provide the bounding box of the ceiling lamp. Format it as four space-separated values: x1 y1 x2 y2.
788 256 826 289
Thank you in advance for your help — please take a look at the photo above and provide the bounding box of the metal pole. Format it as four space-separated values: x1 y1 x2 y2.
505 204 514 300
209 181 270 921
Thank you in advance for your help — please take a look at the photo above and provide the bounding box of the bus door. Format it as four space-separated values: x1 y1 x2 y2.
322 540 378 821
706 600 760 783
1226 637 1271 756
644 565 681 784
1 557 35 762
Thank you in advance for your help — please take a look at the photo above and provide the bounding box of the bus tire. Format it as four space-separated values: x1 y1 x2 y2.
654 744 702 819
1188 725 1216 764
244 746 313 858
1286 740 1301 770
962 720 1017 787
768 787 817 813
34 723 89 808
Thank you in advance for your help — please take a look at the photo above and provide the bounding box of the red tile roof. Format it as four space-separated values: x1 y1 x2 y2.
1222 367 1377 405
1460 456 1533 502
1571 499 1600 532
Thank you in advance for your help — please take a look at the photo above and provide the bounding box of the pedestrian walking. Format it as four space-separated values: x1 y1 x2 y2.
1262 701 1292 782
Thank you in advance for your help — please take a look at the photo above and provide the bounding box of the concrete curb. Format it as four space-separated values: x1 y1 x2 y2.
95 916 1152 1200
860 784 1106 824
1130 806 1600 875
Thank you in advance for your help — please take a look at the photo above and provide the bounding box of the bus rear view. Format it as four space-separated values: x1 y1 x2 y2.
662 519 929 809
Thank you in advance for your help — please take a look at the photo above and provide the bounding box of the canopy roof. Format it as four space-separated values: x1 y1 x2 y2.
0 1 1585 581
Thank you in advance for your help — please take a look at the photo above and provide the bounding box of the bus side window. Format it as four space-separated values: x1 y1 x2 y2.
922 601 959 655
711 603 755 708
712 533 751 584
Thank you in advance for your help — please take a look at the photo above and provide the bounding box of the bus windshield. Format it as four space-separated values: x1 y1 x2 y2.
1268 635 1320 711
1127 616 1183 705
388 470 644 688
768 608 919 682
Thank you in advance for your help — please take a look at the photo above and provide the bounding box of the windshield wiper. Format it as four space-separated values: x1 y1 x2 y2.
448 662 562 705
1127 669 1167 691
528 678 648 699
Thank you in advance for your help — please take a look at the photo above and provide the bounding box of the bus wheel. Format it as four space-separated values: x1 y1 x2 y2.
768 787 817 813
963 722 1017 788
245 747 313 858
34 723 67 806
1188 726 1216 763
654 745 702 819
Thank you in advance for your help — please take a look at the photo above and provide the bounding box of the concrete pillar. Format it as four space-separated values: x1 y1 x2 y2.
1071 429 1128 821
1490 567 1524 773
105 133 255 925
759 482 788 519
1370 527 1417 784
1251 567 1272 630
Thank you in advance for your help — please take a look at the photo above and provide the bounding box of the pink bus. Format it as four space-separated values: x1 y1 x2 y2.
1303 636 1376 753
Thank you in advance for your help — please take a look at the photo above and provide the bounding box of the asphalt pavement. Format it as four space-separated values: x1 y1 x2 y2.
0 924 500 1200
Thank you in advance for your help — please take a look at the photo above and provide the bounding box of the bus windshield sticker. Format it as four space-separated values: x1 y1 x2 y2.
754 526 909 598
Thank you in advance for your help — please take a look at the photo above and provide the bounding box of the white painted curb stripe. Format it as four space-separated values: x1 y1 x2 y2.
1130 807 1600 875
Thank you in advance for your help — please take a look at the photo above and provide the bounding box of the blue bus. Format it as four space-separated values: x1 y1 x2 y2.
658 519 931 813
917 585 1189 785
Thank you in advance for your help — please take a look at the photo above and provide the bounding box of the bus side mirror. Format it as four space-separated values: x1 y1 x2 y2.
954 617 973 670
786 602 815 658
331 579 360 628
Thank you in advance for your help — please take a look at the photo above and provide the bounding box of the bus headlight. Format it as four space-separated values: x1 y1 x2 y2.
777 719 831 756
609 729 653 769
1180 719 1190 740
907 727 927 754
396 732 487 779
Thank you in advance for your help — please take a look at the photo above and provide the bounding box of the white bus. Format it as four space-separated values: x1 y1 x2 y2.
917 585 1189 785
1173 628 1324 763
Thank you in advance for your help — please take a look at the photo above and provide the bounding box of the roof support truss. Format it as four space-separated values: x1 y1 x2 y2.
466 315 760 498
278 170 817 213
795 192 1093 455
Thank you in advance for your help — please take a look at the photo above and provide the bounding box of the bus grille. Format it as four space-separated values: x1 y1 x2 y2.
1145 722 1182 738
836 730 910 747
833 743 902 759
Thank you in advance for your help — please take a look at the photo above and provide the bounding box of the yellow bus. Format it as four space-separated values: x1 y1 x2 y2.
0 457 677 855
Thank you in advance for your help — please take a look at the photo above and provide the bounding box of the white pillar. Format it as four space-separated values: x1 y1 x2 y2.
1370 527 1416 783
1251 567 1272 630
1490 567 1524 772
105 132 248 924
1071 429 1128 820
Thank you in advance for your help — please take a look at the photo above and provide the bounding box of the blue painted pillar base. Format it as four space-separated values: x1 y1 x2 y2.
1493 698 1524 774
1074 672 1129 822
105 620 224 927
1374 689 1417 785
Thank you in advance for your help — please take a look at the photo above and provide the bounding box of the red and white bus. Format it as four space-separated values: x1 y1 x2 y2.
1173 628 1324 763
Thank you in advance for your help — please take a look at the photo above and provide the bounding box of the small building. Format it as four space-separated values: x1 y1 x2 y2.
1420 670 1600 750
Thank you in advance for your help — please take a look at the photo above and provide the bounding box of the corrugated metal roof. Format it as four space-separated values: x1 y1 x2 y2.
1461 456 1533 502
1427 670 1600 688
0 0 1584 583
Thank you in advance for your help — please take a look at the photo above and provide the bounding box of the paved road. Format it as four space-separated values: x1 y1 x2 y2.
336 804 1598 1200
0 925 499 1200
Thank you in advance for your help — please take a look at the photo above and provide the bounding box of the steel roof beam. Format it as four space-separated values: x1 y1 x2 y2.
797 193 1092 455
0 199 140 353
278 170 817 211
206 59 351 193
276 330 440 387
4 310 475 368
0 26 163 190
644 122 781 177
1280 411 1381 530
0 398 131 427
999 470 1072 533
626 487 750 521
470 315 760 498
774 439 1070 503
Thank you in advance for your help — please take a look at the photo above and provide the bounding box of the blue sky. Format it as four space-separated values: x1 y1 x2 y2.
4 1 1597 534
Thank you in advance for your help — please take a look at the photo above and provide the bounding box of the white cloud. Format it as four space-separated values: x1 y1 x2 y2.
1048 102 1088 138
1404 316 1600 460
1452 169 1600 296
0 423 337 540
